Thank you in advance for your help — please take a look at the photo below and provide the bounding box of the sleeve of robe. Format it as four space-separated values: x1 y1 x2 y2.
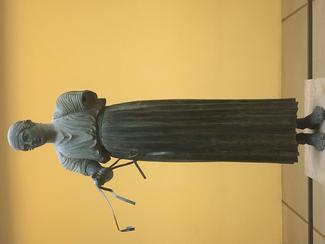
53 90 106 119
57 152 102 176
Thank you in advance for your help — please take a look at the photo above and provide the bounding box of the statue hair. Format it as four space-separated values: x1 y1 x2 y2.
7 120 34 150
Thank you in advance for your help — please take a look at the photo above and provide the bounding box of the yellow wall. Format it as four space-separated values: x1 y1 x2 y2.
1 1 282 244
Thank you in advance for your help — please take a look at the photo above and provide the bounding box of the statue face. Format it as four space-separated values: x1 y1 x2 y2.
19 122 47 151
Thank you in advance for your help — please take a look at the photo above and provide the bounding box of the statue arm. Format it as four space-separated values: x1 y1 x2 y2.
57 152 102 176
81 90 106 109
53 90 106 118
57 152 113 186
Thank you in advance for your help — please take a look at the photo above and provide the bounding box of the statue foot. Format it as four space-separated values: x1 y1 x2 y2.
297 106 325 129
308 132 325 151
309 106 325 128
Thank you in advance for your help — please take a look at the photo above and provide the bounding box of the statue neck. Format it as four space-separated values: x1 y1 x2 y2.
38 123 57 143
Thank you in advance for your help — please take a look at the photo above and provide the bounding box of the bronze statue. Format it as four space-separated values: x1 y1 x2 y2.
6 90 325 231
7 90 325 183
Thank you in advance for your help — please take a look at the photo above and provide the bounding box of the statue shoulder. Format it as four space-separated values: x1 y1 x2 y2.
53 90 106 119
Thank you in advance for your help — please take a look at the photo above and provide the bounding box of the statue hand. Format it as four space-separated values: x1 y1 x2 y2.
92 168 114 187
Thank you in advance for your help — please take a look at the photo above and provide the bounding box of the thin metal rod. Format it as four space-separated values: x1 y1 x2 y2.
108 158 121 169
307 0 313 243
133 160 147 179
111 161 134 170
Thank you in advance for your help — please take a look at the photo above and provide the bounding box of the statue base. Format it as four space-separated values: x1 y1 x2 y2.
304 77 325 185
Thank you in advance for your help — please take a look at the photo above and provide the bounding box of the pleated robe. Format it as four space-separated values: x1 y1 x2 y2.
98 99 298 164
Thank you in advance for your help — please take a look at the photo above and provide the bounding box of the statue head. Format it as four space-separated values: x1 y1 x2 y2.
7 120 47 151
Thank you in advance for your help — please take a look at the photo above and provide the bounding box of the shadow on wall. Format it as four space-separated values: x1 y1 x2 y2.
0 1 13 244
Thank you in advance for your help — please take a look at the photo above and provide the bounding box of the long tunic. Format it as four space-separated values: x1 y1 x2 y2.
100 99 298 164
53 91 298 176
